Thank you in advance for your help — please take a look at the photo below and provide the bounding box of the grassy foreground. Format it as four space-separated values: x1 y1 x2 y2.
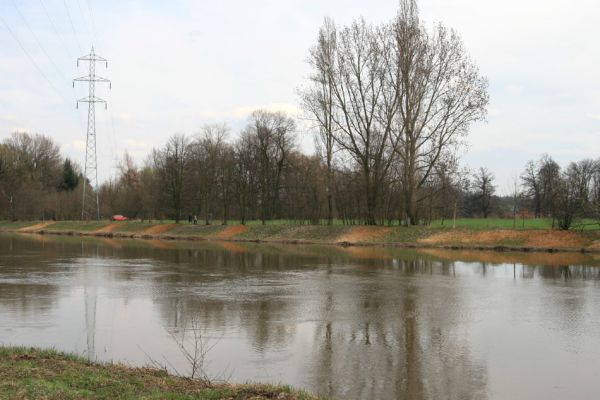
0 219 599 252
0 347 318 400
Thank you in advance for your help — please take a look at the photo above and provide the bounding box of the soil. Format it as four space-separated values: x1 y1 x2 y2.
17 222 55 232
337 226 392 243
419 229 589 249
215 224 248 238
93 223 120 233
142 224 177 234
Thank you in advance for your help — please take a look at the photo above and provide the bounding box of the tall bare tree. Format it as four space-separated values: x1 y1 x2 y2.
301 17 338 225
326 19 401 225
392 0 489 225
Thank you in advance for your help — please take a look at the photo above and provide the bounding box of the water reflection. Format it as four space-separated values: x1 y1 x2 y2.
1 234 599 399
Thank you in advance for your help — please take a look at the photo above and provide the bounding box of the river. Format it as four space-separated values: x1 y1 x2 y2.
1 233 599 399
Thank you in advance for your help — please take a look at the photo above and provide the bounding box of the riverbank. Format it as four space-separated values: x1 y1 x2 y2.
1 220 599 254
0 347 318 400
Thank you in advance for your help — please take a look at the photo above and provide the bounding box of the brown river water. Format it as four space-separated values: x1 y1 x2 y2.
1 233 600 399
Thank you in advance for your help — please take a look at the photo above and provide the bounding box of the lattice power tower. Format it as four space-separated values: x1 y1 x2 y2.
74 47 111 220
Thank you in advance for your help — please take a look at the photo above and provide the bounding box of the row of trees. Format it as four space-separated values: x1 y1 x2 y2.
520 155 600 229
1 129 599 230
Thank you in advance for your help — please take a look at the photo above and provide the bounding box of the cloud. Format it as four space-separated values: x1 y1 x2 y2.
0 0 598 187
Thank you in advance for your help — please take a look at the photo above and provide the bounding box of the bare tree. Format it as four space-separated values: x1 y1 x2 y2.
243 110 296 224
153 134 190 223
472 167 495 218
521 154 560 218
189 123 230 225
233 134 258 224
392 0 489 225
301 17 338 225
554 159 596 230
324 19 401 225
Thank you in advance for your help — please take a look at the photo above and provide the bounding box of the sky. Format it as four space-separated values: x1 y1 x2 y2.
0 0 599 194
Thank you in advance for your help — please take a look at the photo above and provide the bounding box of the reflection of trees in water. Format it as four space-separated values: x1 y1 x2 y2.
307 258 488 400
0 284 60 316
150 247 314 352
0 236 64 314
520 264 600 281
152 253 489 399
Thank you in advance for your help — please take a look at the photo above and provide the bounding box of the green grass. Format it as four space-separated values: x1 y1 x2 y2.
0 346 320 400
2 218 598 233
45 221 110 232
430 218 600 230
0 220 38 230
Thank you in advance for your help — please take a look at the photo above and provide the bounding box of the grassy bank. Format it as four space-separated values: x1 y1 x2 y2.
0 219 599 253
0 347 318 400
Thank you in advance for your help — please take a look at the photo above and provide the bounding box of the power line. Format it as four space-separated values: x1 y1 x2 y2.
38 0 75 60
11 0 69 83
86 0 101 49
0 13 68 102
63 0 83 54
29 0 88 132
75 0 94 46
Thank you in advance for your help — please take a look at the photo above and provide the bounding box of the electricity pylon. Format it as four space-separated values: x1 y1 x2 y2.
74 47 110 220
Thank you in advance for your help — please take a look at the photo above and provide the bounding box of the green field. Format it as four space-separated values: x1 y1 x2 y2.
430 218 600 230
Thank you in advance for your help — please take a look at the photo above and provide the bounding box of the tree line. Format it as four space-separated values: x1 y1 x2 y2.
2 128 599 230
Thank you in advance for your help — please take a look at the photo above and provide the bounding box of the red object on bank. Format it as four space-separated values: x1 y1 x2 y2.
111 215 128 221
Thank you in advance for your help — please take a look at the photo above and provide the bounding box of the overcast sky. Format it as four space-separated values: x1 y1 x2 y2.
1 0 599 193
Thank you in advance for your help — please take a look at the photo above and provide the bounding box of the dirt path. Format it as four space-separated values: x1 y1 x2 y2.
337 226 391 243
215 225 248 239
18 222 55 232
142 224 177 235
